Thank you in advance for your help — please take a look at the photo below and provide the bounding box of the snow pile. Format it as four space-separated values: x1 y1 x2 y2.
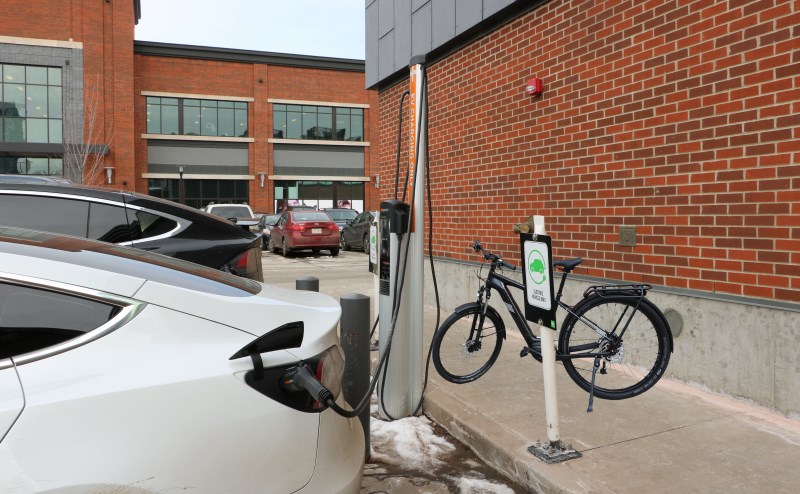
455 477 517 494
369 412 456 471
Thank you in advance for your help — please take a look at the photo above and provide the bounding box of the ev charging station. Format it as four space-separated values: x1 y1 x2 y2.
376 56 428 419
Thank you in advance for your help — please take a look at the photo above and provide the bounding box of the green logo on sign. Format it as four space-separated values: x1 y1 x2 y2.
527 250 547 285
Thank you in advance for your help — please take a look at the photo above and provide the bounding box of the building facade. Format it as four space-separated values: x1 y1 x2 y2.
0 0 380 214
367 0 800 414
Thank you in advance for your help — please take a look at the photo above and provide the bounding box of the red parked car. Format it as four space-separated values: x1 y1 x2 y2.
267 211 340 257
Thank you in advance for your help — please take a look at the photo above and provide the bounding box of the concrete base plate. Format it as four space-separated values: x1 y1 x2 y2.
528 440 582 464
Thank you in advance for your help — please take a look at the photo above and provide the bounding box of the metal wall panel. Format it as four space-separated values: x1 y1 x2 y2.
379 31 396 81
484 0 516 17
378 0 395 37
147 141 248 175
273 145 364 177
456 0 483 35
432 0 456 49
394 0 413 69
366 0 530 88
411 2 432 59
366 1 380 87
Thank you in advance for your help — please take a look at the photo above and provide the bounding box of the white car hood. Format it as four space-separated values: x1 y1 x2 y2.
133 280 341 345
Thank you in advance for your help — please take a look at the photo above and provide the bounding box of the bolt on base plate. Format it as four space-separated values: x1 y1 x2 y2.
528 440 582 464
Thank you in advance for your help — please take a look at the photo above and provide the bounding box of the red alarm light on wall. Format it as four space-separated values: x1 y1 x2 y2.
526 77 543 96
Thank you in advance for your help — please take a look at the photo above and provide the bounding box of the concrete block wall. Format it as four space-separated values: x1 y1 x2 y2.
423 258 800 416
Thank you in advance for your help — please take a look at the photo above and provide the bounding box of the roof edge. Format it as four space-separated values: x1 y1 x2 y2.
133 40 365 72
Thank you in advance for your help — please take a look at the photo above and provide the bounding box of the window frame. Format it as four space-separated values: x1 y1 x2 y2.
0 273 145 369
272 104 364 142
146 97 249 138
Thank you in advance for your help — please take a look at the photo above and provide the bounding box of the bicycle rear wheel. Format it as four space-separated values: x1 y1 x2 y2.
559 295 671 400
432 304 503 384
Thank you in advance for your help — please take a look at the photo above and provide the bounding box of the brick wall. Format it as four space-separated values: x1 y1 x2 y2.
135 55 378 213
378 0 800 303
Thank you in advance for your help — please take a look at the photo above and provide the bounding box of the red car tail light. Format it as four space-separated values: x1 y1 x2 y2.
226 245 263 281
312 346 345 409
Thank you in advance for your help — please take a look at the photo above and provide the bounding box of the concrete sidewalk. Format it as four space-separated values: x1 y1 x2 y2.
418 302 800 493
268 253 800 493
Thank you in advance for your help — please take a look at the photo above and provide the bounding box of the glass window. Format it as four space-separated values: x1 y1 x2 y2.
49 158 63 176
183 105 201 135
146 101 160 134
0 195 88 236
48 119 62 144
350 114 363 141
161 104 178 135
218 100 234 109
25 157 48 174
336 112 350 140
48 86 62 118
133 210 178 239
26 119 47 143
218 107 234 137
235 108 247 137
201 106 218 136
273 111 286 138
47 67 61 86
26 66 47 85
302 106 317 139
3 65 24 83
88 203 134 244
287 110 301 139
4 117 24 142
0 282 119 359
3 84 26 117
26 85 47 118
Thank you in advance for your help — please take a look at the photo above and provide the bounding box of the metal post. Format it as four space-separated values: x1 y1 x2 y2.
528 216 581 463
178 165 185 205
340 293 371 460
295 276 319 292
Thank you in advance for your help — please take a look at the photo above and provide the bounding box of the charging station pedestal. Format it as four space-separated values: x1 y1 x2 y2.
377 56 427 420
377 200 417 419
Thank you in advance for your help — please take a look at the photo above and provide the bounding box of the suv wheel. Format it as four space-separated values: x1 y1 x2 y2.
341 234 350 251
362 234 370 252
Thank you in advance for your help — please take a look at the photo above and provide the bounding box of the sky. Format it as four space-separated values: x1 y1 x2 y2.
134 0 365 60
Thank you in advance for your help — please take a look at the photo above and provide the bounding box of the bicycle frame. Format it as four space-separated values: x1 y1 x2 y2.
480 264 642 361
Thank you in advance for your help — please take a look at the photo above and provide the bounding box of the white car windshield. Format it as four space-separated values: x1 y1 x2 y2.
210 206 252 219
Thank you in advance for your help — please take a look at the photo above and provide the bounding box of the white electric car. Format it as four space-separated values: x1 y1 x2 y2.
0 227 364 493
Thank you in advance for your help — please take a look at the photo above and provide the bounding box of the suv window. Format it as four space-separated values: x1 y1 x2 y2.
0 282 119 359
0 195 88 237
131 210 178 240
88 203 135 244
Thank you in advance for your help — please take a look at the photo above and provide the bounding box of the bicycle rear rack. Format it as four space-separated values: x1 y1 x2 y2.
584 284 651 298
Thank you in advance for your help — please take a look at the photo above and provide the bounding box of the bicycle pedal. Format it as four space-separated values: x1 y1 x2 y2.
520 347 529 358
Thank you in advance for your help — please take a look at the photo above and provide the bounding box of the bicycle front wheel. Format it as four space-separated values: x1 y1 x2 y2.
559 295 671 400
432 304 503 384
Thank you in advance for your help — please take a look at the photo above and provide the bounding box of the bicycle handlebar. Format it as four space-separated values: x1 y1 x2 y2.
472 240 516 271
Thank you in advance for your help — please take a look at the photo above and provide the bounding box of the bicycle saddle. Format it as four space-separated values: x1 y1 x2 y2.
554 258 583 272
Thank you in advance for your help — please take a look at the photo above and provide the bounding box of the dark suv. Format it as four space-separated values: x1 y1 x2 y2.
340 210 376 252
0 183 263 281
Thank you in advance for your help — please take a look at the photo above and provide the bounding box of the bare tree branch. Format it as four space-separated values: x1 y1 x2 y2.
63 75 113 184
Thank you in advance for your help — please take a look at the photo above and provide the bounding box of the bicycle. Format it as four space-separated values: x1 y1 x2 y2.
431 240 673 406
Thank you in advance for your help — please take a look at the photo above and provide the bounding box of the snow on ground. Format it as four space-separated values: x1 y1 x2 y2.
368 403 520 493
369 404 456 470
453 477 518 494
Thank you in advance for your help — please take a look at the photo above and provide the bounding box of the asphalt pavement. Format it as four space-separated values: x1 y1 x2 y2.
263 250 800 493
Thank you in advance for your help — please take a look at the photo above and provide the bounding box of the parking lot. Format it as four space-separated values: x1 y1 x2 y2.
261 249 524 493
